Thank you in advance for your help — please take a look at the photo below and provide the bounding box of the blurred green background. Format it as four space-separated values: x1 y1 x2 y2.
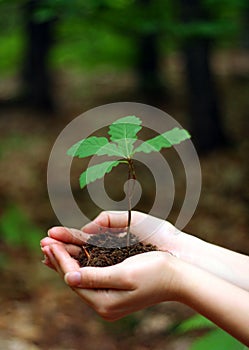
0 0 248 349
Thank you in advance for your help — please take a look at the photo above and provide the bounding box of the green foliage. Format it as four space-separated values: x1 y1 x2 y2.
67 115 190 189
0 33 22 76
175 314 245 350
37 0 247 43
134 128 190 154
67 136 109 158
190 329 245 350
52 22 134 71
0 205 43 251
108 116 142 158
79 160 121 189
108 116 142 141
175 314 214 333
0 0 246 76
96 142 124 157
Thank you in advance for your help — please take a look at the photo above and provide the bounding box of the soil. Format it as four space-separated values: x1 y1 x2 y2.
76 232 158 267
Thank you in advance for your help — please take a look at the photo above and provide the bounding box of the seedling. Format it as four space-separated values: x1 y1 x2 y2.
67 115 190 246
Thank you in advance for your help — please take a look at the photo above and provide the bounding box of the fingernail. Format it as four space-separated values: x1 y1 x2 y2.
41 255 48 264
64 271 81 286
47 227 57 236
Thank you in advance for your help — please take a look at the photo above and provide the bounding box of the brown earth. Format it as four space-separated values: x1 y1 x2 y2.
76 232 158 267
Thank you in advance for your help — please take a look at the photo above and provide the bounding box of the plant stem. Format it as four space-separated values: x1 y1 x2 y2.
126 158 136 246
82 245 90 261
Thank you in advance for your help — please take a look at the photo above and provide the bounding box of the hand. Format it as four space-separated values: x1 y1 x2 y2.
40 211 249 345
40 226 90 269
40 210 180 270
41 210 249 290
41 210 183 266
44 243 179 321
78 211 249 292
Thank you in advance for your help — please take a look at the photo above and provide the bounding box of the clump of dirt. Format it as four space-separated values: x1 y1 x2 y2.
76 232 158 267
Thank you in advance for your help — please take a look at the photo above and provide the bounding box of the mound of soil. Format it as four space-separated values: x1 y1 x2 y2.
76 232 158 267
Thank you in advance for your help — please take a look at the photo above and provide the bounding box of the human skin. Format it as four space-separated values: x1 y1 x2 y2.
41 211 249 346
42 211 249 291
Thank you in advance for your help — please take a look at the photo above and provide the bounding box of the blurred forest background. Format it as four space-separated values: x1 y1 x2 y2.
0 0 248 349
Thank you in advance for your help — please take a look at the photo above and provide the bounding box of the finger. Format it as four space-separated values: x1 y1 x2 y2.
82 211 132 233
41 255 56 270
41 242 82 258
40 237 64 247
82 211 165 244
42 245 64 277
64 244 82 257
48 226 90 245
50 244 80 275
64 264 135 290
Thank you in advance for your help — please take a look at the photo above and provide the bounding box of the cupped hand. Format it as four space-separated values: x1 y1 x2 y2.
41 210 184 272
41 210 183 257
40 226 91 269
45 243 180 321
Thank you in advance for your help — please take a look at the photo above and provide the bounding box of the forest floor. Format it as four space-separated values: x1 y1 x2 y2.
0 51 248 349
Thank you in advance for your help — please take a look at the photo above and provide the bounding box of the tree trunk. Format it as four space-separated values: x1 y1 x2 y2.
21 0 55 111
180 0 228 152
135 0 165 103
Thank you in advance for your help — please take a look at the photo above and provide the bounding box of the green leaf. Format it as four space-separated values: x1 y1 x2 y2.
108 116 142 158
96 142 124 157
96 139 136 158
162 127 191 144
175 315 244 350
133 127 191 154
108 115 142 142
116 138 137 158
0 205 43 251
175 314 214 334
79 160 121 189
112 115 142 126
67 136 109 158
190 328 244 350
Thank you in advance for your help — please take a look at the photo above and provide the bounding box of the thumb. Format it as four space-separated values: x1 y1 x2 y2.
64 265 134 290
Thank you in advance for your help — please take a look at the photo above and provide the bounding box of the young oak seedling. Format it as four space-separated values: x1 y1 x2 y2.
67 115 190 245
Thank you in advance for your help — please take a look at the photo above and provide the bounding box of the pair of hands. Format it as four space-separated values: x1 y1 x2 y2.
41 211 183 321
41 211 249 345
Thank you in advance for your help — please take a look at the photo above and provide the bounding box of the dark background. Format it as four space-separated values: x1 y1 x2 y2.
0 0 248 349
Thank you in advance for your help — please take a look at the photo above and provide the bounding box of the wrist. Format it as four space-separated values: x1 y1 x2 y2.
161 253 188 303
169 259 249 346
170 257 206 305
164 230 204 265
